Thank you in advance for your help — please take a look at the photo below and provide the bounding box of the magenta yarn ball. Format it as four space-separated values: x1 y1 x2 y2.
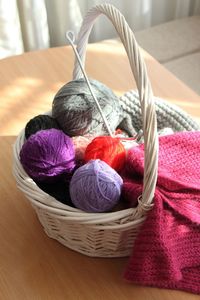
20 128 76 182
69 159 123 212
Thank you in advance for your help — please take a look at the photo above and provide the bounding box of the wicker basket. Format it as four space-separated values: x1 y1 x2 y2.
13 3 180 258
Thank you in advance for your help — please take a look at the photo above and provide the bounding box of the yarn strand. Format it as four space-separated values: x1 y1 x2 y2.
66 31 113 137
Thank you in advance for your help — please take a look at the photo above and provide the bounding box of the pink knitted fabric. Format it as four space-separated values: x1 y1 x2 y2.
123 131 200 294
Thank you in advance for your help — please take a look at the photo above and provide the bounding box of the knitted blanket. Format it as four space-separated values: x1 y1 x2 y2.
120 90 200 132
123 131 200 294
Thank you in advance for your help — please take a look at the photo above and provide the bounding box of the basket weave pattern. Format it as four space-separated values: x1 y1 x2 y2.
13 3 159 257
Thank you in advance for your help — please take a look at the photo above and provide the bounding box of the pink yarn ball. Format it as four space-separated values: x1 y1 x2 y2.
122 179 141 208
72 135 95 162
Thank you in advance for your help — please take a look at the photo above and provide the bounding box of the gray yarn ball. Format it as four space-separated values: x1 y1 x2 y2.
52 78 123 137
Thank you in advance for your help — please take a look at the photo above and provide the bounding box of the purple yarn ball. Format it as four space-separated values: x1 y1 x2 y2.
20 128 76 182
69 159 123 212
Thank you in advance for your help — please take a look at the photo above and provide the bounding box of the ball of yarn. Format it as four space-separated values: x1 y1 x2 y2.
36 179 74 206
72 135 96 163
114 128 129 138
52 78 122 136
25 114 60 139
84 136 126 172
120 138 138 151
70 159 123 212
158 127 174 136
121 180 141 208
20 128 76 182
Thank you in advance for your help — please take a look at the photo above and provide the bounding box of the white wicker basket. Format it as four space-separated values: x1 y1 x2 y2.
13 3 158 257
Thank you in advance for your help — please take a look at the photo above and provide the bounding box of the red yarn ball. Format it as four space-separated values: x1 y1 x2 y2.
84 136 126 172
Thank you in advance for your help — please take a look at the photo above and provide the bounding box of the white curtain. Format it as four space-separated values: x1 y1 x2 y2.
0 0 200 59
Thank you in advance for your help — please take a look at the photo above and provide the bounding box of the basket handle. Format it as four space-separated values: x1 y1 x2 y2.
72 3 158 210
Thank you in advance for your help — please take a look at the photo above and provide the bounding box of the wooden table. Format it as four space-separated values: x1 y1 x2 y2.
0 42 199 300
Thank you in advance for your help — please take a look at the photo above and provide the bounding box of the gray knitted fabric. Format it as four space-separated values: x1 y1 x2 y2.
119 90 200 132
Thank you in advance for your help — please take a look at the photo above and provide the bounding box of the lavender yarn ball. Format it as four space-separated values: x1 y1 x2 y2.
69 159 123 213
52 78 122 136
25 114 60 139
20 128 76 182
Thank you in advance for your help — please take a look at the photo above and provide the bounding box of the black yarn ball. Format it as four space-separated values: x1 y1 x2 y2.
36 179 74 207
25 114 60 139
52 78 123 137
